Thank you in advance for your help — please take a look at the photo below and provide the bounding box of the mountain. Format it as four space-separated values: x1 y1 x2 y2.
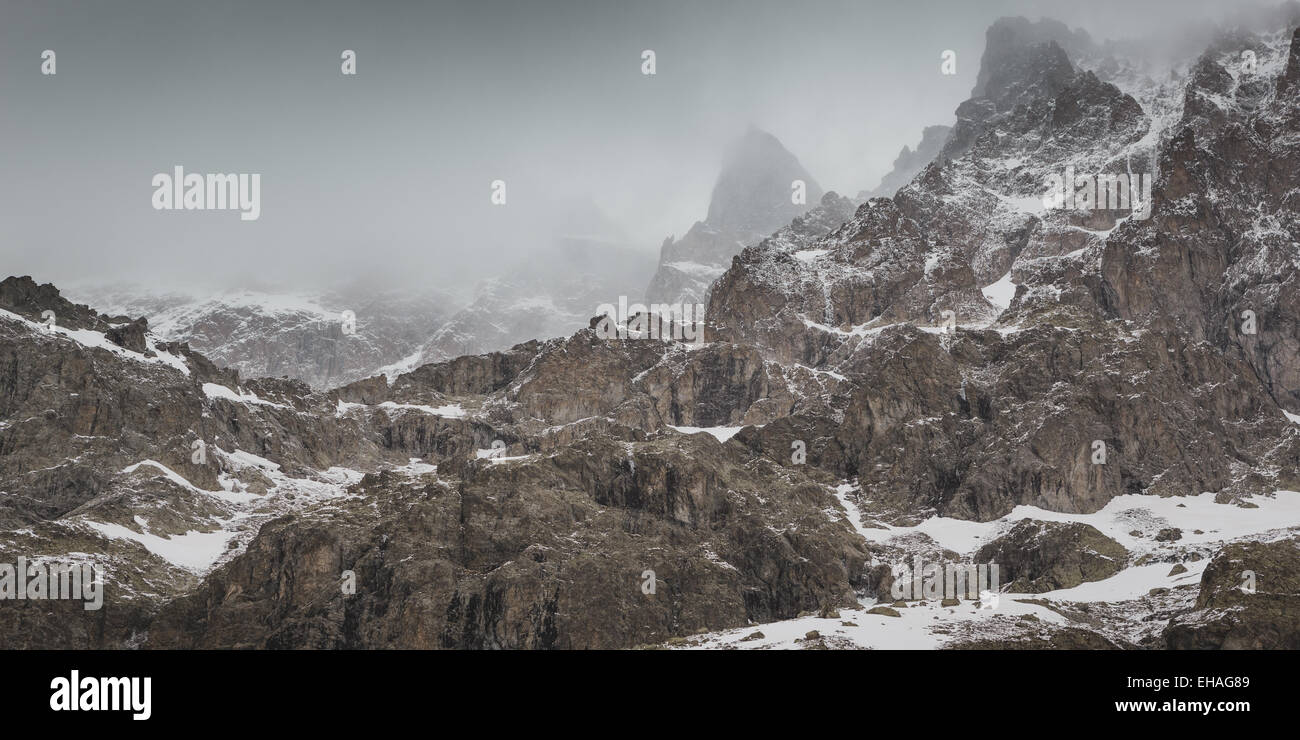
703 14 1300 645
69 201 654 390
5 13 1300 651
645 127 825 305
70 283 457 390
404 200 657 368
859 124 952 200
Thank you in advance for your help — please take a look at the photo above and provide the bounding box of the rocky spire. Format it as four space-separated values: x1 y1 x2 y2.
645 127 822 305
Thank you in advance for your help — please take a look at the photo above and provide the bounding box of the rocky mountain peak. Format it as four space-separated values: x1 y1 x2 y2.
972 16 1093 99
982 40 1076 111
703 127 823 237
645 128 826 305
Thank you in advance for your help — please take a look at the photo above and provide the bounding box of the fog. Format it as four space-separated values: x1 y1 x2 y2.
0 0 1277 294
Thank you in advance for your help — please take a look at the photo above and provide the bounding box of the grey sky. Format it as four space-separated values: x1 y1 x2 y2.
0 0 1274 292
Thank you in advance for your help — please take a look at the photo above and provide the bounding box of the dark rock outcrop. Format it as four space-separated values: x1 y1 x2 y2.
975 520 1129 592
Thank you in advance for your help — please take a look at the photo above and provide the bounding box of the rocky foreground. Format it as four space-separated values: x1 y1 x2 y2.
3 15 1300 649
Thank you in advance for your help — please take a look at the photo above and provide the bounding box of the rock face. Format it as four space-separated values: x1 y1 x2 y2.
975 520 1129 592
705 15 1300 525
0 276 868 648
7 14 1300 651
645 128 825 306
1161 539 1300 649
146 435 866 649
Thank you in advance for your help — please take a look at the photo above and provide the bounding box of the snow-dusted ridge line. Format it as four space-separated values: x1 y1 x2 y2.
0 307 190 376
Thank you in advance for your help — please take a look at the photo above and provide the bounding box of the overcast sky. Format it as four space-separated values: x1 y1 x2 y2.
0 0 1275 293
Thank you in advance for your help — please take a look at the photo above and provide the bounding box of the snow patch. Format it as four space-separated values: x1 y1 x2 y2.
202 383 288 409
668 425 745 442
981 271 1017 311
84 520 235 572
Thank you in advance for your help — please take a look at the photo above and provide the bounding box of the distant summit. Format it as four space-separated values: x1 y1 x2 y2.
859 124 952 201
645 127 821 305
703 127 824 238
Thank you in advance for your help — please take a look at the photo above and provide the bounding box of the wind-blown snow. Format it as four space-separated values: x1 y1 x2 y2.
377 350 425 383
